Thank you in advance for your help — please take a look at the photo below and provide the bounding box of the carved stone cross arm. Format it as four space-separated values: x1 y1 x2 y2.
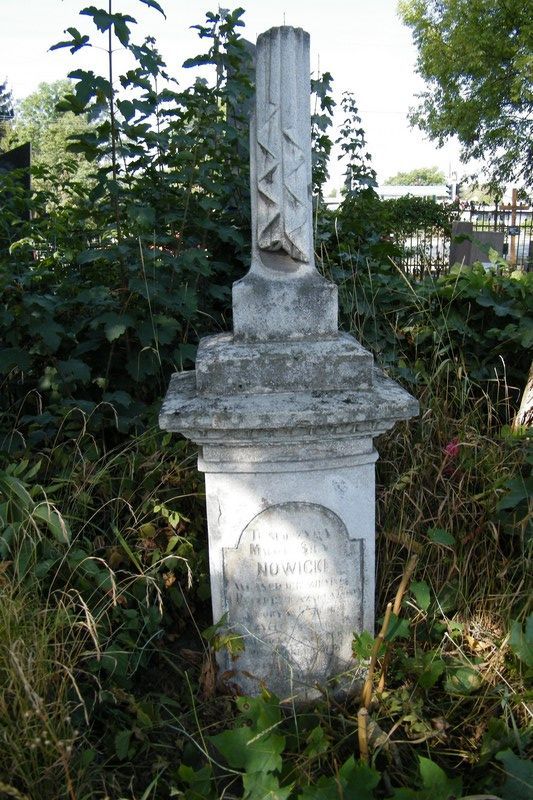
233 26 337 341
253 26 313 265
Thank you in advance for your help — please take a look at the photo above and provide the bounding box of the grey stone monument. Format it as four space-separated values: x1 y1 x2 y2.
160 26 418 700
450 221 504 268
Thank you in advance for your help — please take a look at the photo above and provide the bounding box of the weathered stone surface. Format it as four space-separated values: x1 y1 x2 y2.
254 27 312 264
203 452 377 700
160 366 418 436
232 26 338 343
232 267 338 342
195 332 373 395
222 502 364 696
159 23 419 700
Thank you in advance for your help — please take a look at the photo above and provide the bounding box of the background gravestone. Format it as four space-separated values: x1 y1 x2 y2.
450 220 504 267
160 26 418 700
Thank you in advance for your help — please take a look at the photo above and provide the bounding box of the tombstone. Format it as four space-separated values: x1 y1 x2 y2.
0 142 31 229
160 26 418 700
450 220 505 268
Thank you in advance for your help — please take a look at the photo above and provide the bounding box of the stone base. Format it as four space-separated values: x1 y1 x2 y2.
232 270 338 342
160 367 418 439
160 362 418 700
202 445 377 700
195 332 373 395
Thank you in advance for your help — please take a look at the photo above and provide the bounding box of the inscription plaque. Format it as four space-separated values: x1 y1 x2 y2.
223 502 364 695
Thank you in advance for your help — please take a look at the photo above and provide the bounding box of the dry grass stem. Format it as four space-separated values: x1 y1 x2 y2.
361 601 392 709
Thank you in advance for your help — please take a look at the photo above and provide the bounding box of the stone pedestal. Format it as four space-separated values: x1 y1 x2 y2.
160 24 418 701
160 343 417 698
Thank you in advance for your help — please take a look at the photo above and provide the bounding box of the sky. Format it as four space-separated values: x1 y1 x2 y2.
1 0 463 187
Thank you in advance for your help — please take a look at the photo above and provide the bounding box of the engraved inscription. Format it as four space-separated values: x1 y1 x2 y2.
223 502 364 695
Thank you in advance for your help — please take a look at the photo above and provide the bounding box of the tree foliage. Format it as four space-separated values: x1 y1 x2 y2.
0 80 14 146
5 79 96 196
399 0 533 190
385 165 445 185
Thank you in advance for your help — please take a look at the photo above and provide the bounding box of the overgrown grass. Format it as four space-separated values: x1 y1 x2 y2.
1 369 530 798
1 259 531 797
0 580 91 799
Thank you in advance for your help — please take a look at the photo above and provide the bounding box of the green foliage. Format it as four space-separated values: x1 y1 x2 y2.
311 71 335 195
392 757 461 800
318 193 458 274
207 695 382 800
399 0 533 190
332 255 532 399
336 91 378 195
508 614 533 670
495 749 533 800
4 79 95 197
1 5 255 445
0 79 14 146
385 166 446 186
1 3 532 798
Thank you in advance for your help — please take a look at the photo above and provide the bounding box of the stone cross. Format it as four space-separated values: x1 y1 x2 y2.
160 25 418 701
233 27 337 343
254 27 312 264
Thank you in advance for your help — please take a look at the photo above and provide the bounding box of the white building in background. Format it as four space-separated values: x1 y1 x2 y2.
377 184 449 201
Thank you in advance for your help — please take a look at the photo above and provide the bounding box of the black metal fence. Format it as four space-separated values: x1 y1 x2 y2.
468 202 533 269
397 202 533 276
396 227 451 278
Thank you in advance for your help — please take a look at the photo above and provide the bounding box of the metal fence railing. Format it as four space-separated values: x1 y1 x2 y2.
395 227 451 278
468 202 533 270
395 202 533 277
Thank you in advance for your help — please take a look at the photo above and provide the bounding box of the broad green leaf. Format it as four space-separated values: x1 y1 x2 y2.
418 756 462 799
476 294 518 317
50 27 91 53
178 764 214 800
127 205 155 227
91 312 134 342
37 320 64 352
352 630 376 660
100 647 129 677
77 248 116 264
339 756 380 798
103 390 133 408
236 695 282 731
298 775 341 800
304 725 330 758
0 347 31 373
33 503 71 544
444 666 482 695
114 729 132 761
35 558 59 579
385 612 411 641
57 358 91 384
117 98 136 120
126 348 160 380
495 749 533 800
243 772 292 800
154 315 180 345
138 0 166 17
210 725 285 773
239 729 285 774
0 474 34 511
105 321 127 341
497 477 533 511
427 528 455 547
508 616 533 668
411 580 431 611
15 537 35 579
418 660 446 689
